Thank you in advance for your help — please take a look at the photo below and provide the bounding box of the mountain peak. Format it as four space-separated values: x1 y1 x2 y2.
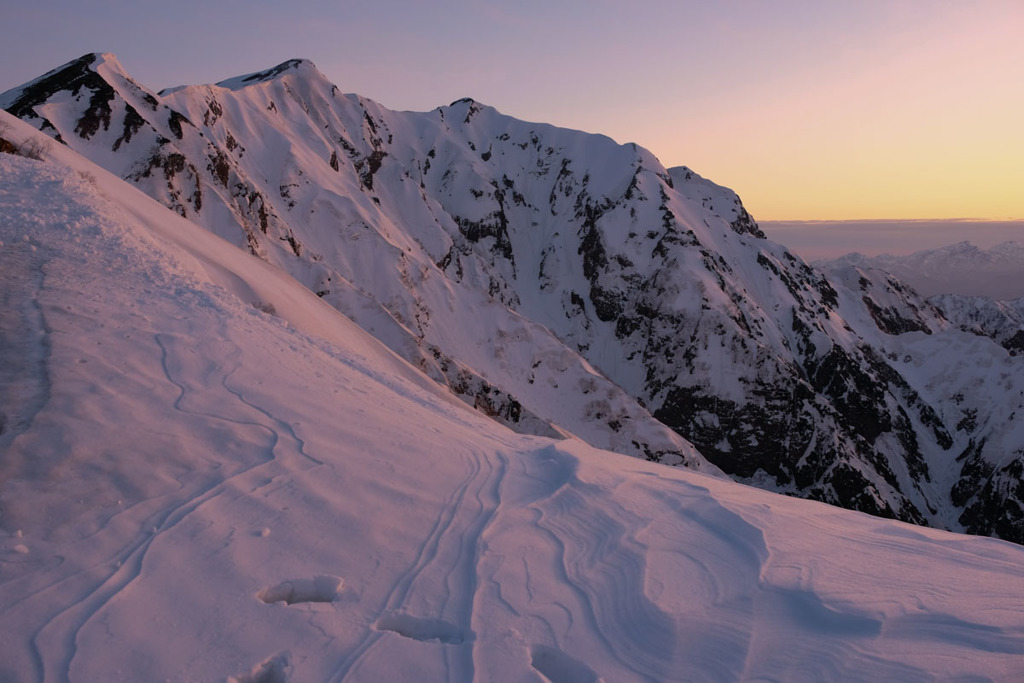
215 58 321 91
0 52 134 122
87 51 123 69
439 96 499 126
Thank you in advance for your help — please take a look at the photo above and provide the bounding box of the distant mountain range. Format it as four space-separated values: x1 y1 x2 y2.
3 53 1024 544
817 240 1024 300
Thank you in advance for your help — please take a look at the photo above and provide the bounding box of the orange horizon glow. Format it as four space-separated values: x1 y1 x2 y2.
681 6 1022 222
3 2 1022 223
532 3 1024 223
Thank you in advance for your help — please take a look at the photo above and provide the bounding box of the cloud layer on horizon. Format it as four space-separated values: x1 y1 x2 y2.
762 219 1024 261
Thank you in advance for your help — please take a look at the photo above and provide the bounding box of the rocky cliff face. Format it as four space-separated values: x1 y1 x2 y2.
930 294 1024 354
5 54 1023 541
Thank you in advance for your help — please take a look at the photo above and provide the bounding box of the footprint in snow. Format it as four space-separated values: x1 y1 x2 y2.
375 612 474 645
530 645 602 683
258 575 344 605
229 653 288 683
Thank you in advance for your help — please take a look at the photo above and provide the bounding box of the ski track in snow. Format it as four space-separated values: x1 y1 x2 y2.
333 448 506 681
22 311 328 681
0 154 330 680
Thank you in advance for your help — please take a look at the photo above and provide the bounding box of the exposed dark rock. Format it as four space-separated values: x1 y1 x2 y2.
956 447 1024 543
112 104 145 151
359 149 386 190
862 296 931 335
4 54 103 123
208 151 231 187
729 204 766 238
167 110 191 140
1003 330 1024 355
236 59 308 85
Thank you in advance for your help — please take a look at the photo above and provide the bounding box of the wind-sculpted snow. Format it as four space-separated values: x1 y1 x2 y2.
3 140 1024 680
5 55 1024 541
0 206 50 450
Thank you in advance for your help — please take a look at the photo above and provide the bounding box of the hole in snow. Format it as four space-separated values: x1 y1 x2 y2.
258 575 343 605
530 645 600 683
228 653 288 683
375 612 473 644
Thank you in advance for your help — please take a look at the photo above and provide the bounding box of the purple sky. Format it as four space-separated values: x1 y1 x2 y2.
3 0 1022 222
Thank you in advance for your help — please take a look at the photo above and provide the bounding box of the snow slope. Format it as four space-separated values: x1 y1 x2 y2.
929 294 1024 353
4 112 1024 681
4 54 1024 543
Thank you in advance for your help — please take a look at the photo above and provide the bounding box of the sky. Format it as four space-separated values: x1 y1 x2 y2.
2 0 1023 223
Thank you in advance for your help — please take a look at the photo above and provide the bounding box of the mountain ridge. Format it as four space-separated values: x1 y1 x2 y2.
4 53 1023 542
817 240 1024 300
3 127 1024 678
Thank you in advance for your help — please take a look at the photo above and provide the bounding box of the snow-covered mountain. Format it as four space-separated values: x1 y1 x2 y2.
4 54 1024 544
4 104 1024 682
928 294 1024 353
817 241 1024 300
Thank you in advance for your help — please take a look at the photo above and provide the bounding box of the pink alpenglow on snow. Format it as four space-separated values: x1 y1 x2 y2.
2 110 1024 680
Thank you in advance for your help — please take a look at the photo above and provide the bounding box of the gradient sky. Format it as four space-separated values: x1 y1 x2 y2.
2 0 1022 221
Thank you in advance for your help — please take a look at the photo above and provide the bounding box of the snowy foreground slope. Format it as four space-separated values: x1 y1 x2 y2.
5 54 1024 542
4 117 1024 681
